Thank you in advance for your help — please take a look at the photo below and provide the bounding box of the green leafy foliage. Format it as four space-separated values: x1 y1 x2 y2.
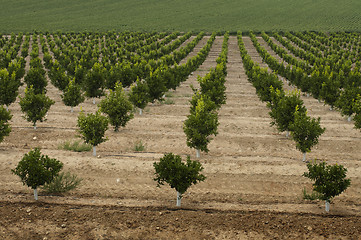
154 153 206 195
290 108 325 154
128 78 149 111
48 63 70 91
7 58 25 84
77 110 108 147
353 98 361 129
145 66 168 103
183 94 219 153
83 62 105 100
61 78 85 109
303 160 351 201
198 67 227 108
0 105 12 143
0 69 20 108
24 66 47 94
41 171 82 194
106 62 136 89
319 77 341 109
19 85 55 128
11 148 63 190
58 139 92 152
336 86 361 117
269 89 307 134
99 82 134 131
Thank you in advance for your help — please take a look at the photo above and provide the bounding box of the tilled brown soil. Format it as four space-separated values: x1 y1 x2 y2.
0 35 360 239
1 201 360 240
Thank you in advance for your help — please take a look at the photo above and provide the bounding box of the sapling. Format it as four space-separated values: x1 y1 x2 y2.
61 78 85 113
77 110 109 156
11 148 63 200
290 108 325 162
268 89 306 138
183 93 219 158
99 82 134 131
19 85 55 129
154 153 206 207
145 66 168 103
198 68 227 109
335 86 361 122
0 69 19 111
24 66 47 94
353 98 361 130
128 78 149 115
319 78 341 111
0 105 12 143
83 62 106 104
303 160 351 212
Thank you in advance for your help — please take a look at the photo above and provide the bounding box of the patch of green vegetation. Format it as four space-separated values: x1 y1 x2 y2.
163 98 175 105
58 139 92 152
302 188 323 201
0 0 360 33
164 92 174 98
42 171 82 194
134 140 146 152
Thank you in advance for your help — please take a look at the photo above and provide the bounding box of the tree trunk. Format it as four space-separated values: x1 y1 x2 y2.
306 93 310 97
348 116 352 122
6 105 9 111
93 98 96 105
34 188 38 200
329 106 333 111
196 149 200 158
139 108 143 115
303 152 306 162
93 146 96 156
33 122 37 130
176 191 182 207
286 131 289 138
71 106 74 113
325 200 330 212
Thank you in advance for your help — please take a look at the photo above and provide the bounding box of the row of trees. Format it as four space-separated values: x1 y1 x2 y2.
238 32 350 212
184 32 229 158
246 32 325 161
269 32 361 129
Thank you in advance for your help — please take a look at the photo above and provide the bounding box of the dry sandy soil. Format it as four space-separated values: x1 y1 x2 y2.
0 35 360 239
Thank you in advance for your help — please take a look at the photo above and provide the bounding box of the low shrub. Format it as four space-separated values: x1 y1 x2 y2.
42 171 82 194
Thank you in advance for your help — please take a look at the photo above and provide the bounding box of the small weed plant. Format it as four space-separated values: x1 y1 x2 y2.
42 171 82 194
59 139 92 152
134 140 146 152
302 187 323 201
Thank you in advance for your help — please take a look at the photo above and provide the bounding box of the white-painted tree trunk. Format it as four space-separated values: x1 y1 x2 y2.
348 116 352 122
139 108 143 115
93 98 96 105
303 152 306 162
196 149 200 158
34 188 38 200
286 131 289 138
6 105 9 111
306 93 310 97
325 200 330 212
71 106 74 113
329 106 333 111
33 123 37 130
176 191 182 207
93 146 96 156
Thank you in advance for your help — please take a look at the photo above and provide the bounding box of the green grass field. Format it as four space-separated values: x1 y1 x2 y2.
0 0 361 33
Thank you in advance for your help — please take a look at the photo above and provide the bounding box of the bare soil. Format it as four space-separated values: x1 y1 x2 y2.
0 36 360 239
